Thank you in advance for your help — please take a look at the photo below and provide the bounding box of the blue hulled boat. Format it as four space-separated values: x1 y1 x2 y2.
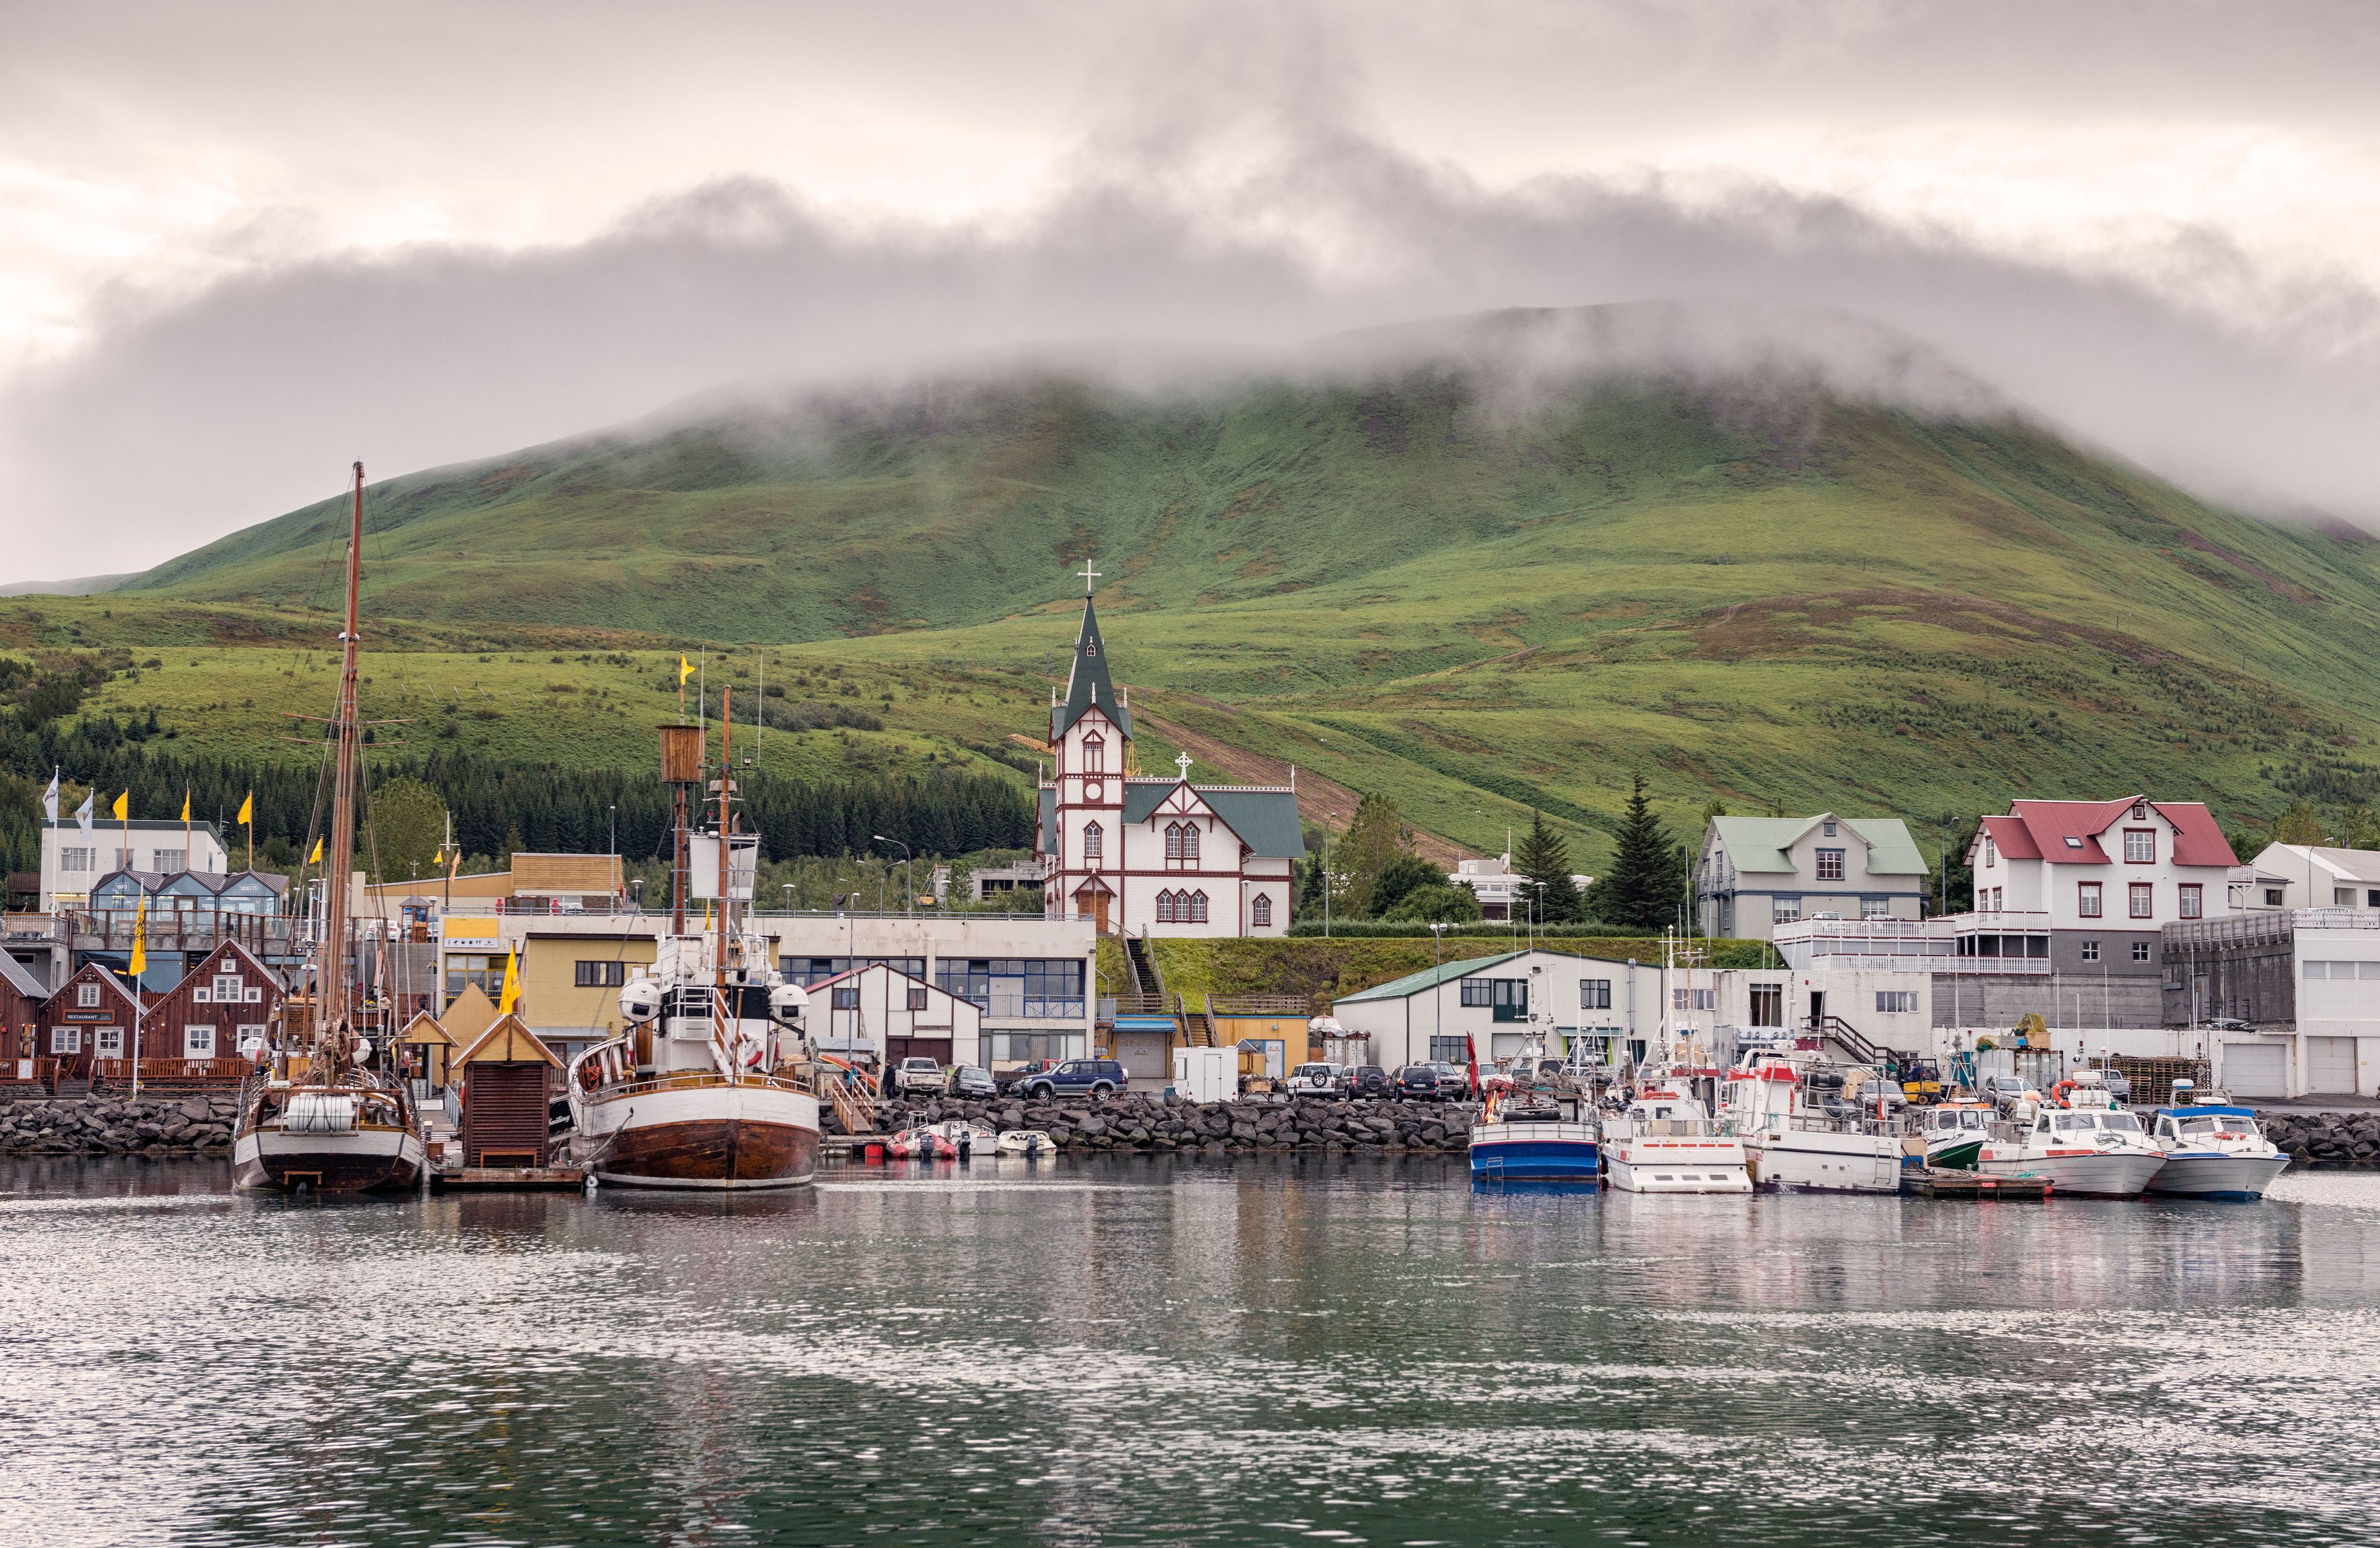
1470 1118 1601 1182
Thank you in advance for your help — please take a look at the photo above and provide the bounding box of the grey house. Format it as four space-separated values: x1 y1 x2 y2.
1698 814 1929 940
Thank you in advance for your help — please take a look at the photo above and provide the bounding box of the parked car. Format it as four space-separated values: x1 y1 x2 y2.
1395 1065 1443 1100
1287 1062 1347 1097
1427 1061 1473 1099
947 1064 997 1099
1017 1057 1127 1100
2203 1016 2254 1033
1348 1064 1393 1098
891 1056 946 1097
1978 1072 2037 1109
995 1059 1056 1093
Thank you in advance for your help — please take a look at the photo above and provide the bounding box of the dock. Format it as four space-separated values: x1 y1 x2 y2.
1905 1167 2052 1200
437 1165 589 1190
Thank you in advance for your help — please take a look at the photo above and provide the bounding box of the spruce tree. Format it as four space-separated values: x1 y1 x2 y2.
1514 811 1584 925
1587 773 1682 928
1338 790 1414 917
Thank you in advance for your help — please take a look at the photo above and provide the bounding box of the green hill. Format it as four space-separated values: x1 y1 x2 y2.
49 305 2380 866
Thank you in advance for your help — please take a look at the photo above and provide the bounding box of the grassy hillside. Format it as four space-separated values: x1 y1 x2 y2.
29 309 2380 872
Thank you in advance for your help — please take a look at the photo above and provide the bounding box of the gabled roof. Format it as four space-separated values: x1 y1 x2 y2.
2253 843 2380 885
87 868 289 899
1337 951 1526 1005
1119 781 1305 858
55 961 143 1011
1978 798 2238 868
1707 814 1926 876
395 1009 455 1047
178 938 286 993
1053 596 1130 741
453 1013 562 1069
0 952 51 1001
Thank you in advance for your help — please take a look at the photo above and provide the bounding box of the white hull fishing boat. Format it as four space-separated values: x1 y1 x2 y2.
1977 1070 2164 1198
567 714 821 1190
232 462 423 1195
1720 1044 1902 1194
1603 1080 1751 1194
2149 1086 2289 1200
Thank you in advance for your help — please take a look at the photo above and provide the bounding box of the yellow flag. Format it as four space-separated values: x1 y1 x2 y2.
128 895 147 978
679 654 694 685
112 791 128 821
237 792 252 826
180 789 191 822
432 845 444 866
308 836 324 865
497 951 519 1016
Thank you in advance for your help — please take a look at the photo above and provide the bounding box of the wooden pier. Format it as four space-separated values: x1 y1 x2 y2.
1905 1167 2052 1200
437 1165 589 1190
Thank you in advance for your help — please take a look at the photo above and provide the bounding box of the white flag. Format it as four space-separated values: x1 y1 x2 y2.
43 770 58 823
75 790 93 840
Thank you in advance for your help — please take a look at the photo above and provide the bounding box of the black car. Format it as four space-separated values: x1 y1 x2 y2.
1349 1064 1393 1097
1395 1065 1442 1100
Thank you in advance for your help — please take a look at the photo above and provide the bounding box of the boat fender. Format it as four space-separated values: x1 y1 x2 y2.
583 1172 599 1195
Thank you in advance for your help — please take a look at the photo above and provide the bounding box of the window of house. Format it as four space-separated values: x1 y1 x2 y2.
1083 734 1105 773
1749 985 1784 1027
2131 801 2148 820
1082 821 1102 861
575 961 628 988
184 1024 214 1058
2179 884 2202 918
1429 1036 1470 1063
1875 991 1918 1014
2124 829 2155 863
2081 940 2100 962
2078 882 2102 918
1580 978 1611 1009
2265 887 2285 906
444 954 502 1002
1460 978 1495 1007
77 983 99 1008
2064 836 2084 850
1990 887 2004 911
213 974 242 1003
906 984 928 1011
1773 897 1802 923
785 956 924 986
1250 894 1272 927
1165 823 1200 865
95 1027 124 1057
1188 891 1209 923
50 1027 79 1055
2132 941 2152 962
1815 848 1845 881
61 847 94 872
1984 838 1998 866
1671 987 1716 1011
2130 882 2154 918
236 1024 267 1052
1822 819 1838 837
826 985 859 1009
1861 897 1889 919
1155 890 1176 923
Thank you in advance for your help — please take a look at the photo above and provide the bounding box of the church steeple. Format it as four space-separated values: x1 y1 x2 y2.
1055 592 1129 741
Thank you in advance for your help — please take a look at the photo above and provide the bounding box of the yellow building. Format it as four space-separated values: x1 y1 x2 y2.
514 928 658 1065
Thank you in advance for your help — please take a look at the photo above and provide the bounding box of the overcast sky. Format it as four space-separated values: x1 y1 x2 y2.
2 0 2378 583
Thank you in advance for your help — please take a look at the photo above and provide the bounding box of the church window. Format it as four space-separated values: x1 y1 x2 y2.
1251 894 1272 927
1181 825 1199 863
1083 822 1103 861
1165 822 1201 866
1084 734 1105 773
1155 890 1176 923
1189 891 1209 923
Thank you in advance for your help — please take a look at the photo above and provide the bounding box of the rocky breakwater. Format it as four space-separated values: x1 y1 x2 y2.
2257 1109 2380 1166
847 1091 1479 1154
0 1091 239 1157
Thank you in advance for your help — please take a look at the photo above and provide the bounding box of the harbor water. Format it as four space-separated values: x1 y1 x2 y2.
4 1156 2379 1546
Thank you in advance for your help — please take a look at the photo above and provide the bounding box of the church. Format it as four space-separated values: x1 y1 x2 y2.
1034 578 1303 937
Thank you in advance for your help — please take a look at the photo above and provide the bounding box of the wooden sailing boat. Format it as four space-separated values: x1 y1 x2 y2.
231 462 426 1193
565 700 822 1188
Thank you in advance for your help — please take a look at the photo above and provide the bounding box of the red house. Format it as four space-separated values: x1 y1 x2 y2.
0 955 53 1085
43 961 144 1079
138 940 285 1073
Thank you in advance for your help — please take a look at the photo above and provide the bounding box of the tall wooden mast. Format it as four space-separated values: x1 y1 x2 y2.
317 460 365 1068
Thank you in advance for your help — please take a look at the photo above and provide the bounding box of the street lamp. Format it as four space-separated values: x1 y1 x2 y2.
1321 812 1336 939
608 803 616 856
1430 920 1447 1063
781 882 794 915
874 835 913 919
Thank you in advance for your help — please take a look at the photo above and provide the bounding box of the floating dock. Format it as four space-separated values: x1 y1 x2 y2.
437 1165 589 1190
1905 1168 2052 1200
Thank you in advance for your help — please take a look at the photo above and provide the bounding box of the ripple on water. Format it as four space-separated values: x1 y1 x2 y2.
1 1154 2376 1547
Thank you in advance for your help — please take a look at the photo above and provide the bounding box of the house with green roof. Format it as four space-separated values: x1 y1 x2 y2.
1330 948 1658 1070
1696 813 1930 940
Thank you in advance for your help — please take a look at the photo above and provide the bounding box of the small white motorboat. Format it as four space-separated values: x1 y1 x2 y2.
995 1128 1056 1158
2149 1084 2288 1199
1602 1080 1752 1194
1978 1070 2165 1197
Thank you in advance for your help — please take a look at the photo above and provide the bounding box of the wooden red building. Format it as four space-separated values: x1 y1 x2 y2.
0 955 53 1087
42 962 144 1086
133 940 284 1078
454 1014 562 1168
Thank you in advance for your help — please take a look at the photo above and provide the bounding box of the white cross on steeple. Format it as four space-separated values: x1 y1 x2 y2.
1075 559 1101 594
1175 750 1193 781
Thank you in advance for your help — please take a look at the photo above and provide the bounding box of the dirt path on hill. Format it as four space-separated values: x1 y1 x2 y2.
1134 710 1474 864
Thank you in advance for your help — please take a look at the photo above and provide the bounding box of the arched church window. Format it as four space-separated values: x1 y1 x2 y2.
1189 891 1209 923
1083 822 1102 861
1180 825 1199 863
1251 894 1272 927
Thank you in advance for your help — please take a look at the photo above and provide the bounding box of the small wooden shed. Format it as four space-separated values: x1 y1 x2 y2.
454 1013 562 1168
395 1009 456 1091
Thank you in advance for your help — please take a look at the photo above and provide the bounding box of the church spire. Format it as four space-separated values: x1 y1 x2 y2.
1054 586 1130 742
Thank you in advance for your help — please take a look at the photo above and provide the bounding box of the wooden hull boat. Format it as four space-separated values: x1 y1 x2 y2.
576 1078 820 1189
233 1085 424 1194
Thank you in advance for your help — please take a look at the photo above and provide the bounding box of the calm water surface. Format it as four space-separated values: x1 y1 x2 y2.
3 1155 2378 1547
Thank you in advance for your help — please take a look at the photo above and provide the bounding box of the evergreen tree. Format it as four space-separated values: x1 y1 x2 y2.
1586 773 1681 928
1383 882 1483 924
1368 855 1443 918
1514 811 1584 925
1296 853 1325 921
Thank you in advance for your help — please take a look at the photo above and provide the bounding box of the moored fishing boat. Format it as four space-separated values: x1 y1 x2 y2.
1919 1098 1996 1171
1471 1033 1600 1182
1977 1070 2164 1197
1602 1080 1752 1193
566 717 821 1190
1719 1044 1902 1193
232 462 424 1194
2148 1083 2289 1200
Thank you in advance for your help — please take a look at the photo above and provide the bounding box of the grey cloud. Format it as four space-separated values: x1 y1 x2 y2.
5 94 2380 578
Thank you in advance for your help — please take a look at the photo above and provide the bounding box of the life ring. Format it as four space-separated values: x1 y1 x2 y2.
2051 1080 2076 1107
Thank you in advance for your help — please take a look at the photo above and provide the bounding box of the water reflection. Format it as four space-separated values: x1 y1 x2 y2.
1 1157 2376 1546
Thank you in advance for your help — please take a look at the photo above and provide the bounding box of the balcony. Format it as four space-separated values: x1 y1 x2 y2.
1774 912 2052 974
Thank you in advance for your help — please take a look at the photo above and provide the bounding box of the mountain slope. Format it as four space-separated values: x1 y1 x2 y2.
84 305 2380 863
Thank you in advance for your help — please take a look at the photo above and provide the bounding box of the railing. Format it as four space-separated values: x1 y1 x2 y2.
92 1058 250 1083
0 1057 58 1086
1210 995 1309 1016
1106 993 1173 1018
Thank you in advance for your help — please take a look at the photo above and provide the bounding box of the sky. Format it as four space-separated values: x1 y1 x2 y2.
2 0 2378 583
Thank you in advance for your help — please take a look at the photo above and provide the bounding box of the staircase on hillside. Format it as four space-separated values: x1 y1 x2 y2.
1117 933 1166 1014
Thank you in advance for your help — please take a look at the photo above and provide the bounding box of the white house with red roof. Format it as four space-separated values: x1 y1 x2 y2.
1969 797 2239 931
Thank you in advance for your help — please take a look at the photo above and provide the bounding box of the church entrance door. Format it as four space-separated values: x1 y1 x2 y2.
1091 894 1111 933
